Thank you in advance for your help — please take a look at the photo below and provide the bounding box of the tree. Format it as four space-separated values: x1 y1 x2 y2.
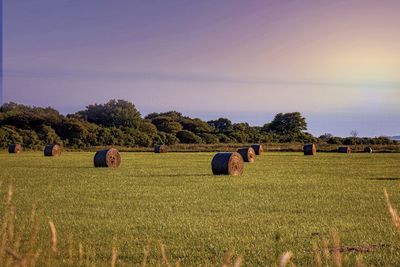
208 118 233 133
139 121 158 136
38 125 62 145
179 118 212 133
176 130 203 144
145 111 183 121
0 126 23 147
0 101 326 148
263 112 307 135
150 116 183 134
76 99 142 128
319 133 333 141
123 128 152 147
18 129 42 149
198 133 219 144
350 130 359 138
153 132 180 145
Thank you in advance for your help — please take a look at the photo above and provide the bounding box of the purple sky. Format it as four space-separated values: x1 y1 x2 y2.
3 0 400 137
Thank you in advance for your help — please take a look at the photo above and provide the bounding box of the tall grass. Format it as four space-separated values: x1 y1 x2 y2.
0 179 399 266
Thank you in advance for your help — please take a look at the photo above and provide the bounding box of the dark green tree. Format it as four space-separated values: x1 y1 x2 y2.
207 118 233 133
76 99 142 128
176 130 203 144
179 118 212 133
263 112 307 135
145 111 183 121
150 116 183 134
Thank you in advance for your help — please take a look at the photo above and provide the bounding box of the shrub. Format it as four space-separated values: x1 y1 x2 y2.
176 130 203 144
199 133 219 144
0 125 23 148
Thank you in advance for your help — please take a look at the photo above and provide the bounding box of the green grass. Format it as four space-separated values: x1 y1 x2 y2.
1 152 400 266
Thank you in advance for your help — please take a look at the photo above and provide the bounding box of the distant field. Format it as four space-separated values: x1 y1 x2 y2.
1 152 400 266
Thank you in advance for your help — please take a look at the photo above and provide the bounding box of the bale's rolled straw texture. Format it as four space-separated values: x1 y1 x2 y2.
364 147 373 153
154 145 168 153
251 144 263 155
94 148 121 168
8 144 22 154
303 144 316 155
211 152 244 175
338 146 352 153
237 147 255 163
44 144 61 156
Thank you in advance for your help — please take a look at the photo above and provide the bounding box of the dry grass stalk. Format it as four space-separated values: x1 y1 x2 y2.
322 236 330 265
222 249 234 267
312 241 322 267
6 184 13 207
79 242 84 265
142 243 150 267
160 243 172 267
30 204 37 223
233 255 243 267
68 234 73 266
332 231 342 267
48 220 57 253
384 188 400 231
8 205 15 243
111 244 118 267
279 251 293 267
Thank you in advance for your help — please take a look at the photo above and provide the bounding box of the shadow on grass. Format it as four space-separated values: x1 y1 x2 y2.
366 177 400 181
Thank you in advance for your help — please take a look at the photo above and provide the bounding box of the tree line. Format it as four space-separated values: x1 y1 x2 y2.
0 99 394 149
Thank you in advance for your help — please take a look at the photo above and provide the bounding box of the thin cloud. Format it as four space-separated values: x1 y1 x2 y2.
5 67 400 89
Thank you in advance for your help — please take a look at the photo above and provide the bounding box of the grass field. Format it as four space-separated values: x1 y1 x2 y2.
0 151 400 266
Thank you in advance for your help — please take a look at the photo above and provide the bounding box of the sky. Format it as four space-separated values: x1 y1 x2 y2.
3 0 400 137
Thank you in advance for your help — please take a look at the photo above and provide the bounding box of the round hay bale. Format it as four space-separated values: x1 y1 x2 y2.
94 148 121 168
338 146 351 153
8 144 22 154
303 144 316 155
211 152 244 176
364 147 373 153
237 147 255 163
251 144 264 155
154 145 168 153
44 144 61 157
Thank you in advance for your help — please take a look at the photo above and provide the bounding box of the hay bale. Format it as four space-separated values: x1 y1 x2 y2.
211 152 244 175
364 147 373 153
338 146 352 153
154 145 168 153
237 147 255 163
303 144 316 155
44 144 61 157
8 144 22 154
251 144 264 155
94 148 121 168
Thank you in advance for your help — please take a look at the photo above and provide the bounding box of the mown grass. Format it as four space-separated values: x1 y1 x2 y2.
0 152 400 266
